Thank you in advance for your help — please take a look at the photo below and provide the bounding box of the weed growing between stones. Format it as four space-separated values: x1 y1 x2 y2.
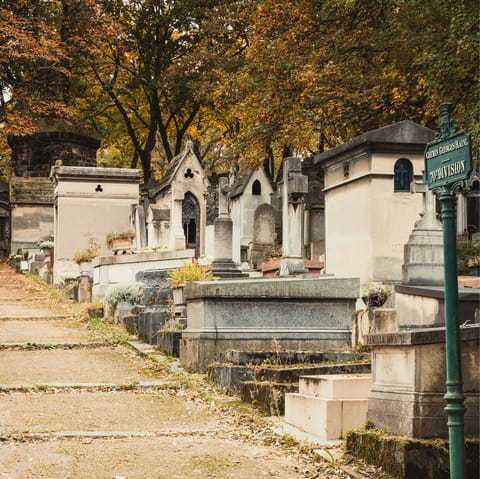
87 317 131 344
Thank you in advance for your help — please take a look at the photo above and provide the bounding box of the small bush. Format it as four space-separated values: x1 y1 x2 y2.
74 237 101 264
457 237 480 275
167 260 218 288
104 282 144 308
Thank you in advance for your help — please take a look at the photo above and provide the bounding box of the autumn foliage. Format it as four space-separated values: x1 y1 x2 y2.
1 0 478 180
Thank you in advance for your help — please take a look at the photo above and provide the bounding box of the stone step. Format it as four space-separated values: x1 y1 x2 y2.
0 390 223 436
283 374 372 442
0 315 71 320
208 361 371 393
284 393 369 442
0 319 92 344
0 347 158 387
298 373 372 399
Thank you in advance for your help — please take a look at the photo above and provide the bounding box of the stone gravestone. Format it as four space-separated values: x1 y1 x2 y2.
250 203 276 269
133 270 172 345
146 205 170 248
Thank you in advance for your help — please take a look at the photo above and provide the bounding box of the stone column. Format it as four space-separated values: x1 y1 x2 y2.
133 205 146 249
171 195 186 250
211 177 246 278
280 157 308 276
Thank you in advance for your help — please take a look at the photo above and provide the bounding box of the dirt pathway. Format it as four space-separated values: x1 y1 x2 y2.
0 266 321 478
0 265 378 479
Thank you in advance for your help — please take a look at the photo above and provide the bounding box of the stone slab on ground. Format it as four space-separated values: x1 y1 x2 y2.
0 347 160 386
0 320 92 344
0 436 306 479
0 390 221 435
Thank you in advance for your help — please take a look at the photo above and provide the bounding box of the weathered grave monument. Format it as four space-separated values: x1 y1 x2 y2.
0 181 9 259
147 141 210 255
229 167 275 265
180 276 359 372
279 157 309 275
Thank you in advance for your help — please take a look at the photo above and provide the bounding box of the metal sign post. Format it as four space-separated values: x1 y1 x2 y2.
425 103 472 479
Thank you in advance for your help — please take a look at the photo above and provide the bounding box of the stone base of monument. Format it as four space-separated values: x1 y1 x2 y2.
211 259 248 279
179 276 360 372
133 269 172 345
366 324 479 438
279 257 307 276
352 308 398 348
402 226 444 286
282 374 371 442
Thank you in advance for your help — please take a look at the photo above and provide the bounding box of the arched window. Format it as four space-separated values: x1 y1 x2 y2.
252 179 261 195
394 158 413 192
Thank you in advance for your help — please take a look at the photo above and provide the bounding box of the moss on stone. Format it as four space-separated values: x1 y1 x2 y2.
346 427 479 479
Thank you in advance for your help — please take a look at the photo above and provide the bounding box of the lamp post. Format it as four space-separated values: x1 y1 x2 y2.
425 103 472 479
438 186 466 479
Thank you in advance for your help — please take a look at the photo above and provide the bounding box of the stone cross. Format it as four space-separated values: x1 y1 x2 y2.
410 179 441 229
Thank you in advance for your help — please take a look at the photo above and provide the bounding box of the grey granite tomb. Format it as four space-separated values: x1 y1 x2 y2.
179 276 359 372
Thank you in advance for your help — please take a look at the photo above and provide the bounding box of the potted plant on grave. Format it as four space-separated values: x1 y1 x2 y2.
467 256 480 277
106 230 135 255
74 237 101 273
362 283 392 308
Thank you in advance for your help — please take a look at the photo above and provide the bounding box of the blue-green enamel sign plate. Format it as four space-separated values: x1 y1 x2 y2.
425 130 472 190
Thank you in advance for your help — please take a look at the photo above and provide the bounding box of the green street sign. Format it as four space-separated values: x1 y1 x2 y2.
425 130 472 190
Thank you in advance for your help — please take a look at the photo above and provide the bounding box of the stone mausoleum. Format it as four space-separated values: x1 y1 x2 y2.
8 120 100 252
315 120 436 283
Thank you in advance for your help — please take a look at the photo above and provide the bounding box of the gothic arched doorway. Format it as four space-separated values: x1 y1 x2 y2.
182 192 200 257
